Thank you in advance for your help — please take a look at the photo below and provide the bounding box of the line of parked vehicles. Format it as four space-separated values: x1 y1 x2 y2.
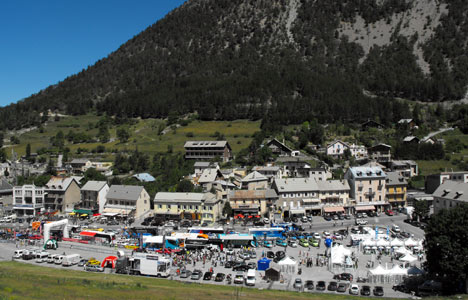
292 277 385 296
13 248 82 267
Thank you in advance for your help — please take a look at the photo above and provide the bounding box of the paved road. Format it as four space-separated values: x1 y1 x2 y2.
422 127 453 141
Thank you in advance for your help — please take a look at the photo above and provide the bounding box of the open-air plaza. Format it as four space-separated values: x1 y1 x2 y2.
0 211 428 298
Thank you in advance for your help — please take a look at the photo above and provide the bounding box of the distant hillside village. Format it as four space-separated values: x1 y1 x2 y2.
0 129 465 224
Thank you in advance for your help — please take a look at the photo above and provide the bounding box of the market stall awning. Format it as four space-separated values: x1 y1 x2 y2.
290 208 306 215
102 207 133 216
355 205 375 211
73 209 93 215
323 206 344 213
80 231 97 237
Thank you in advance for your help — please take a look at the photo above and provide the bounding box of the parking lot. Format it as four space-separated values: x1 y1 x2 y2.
0 212 424 298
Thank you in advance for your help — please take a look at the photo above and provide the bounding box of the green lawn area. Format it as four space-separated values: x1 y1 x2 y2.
6 115 260 158
1 262 465 300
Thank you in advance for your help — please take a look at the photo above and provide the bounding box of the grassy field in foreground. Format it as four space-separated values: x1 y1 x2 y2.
6 115 260 159
0 262 466 300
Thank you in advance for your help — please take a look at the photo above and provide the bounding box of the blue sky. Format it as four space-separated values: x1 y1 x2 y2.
0 0 186 107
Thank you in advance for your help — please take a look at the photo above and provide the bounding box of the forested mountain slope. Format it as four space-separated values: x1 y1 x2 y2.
1 0 467 130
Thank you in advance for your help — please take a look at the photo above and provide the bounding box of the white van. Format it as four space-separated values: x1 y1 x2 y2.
392 224 401 233
54 255 65 265
245 269 256 286
62 254 81 266
13 249 25 259
35 251 49 263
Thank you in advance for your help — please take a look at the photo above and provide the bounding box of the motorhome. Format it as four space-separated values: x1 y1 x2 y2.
62 254 81 266
245 269 256 286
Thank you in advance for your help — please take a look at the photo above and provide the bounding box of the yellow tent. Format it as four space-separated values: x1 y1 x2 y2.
81 214 88 217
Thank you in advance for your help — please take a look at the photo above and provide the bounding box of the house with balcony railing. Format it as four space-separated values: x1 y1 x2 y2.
345 166 389 213
13 185 45 216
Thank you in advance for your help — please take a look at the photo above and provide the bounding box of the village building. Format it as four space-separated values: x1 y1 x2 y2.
79 181 109 214
153 192 222 223
385 172 408 209
44 177 81 213
184 141 232 162
345 166 388 213
228 189 278 217
425 171 468 194
12 185 45 217
432 181 468 214
240 171 268 190
103 185 151 220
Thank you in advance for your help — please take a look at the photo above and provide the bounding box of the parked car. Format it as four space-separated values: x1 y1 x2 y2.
78 259 88 267
308 238 319 247
316 281 326 291
344 214 351 220
385 210 394 216
304 280 314 291
349 284 359 295
203 271 213 280
273 251 286 263
301 216 308 223
324 215 332 221
333 215 339 221
191 270 203 280
247 262 256 270
275 239 287 247
263 240 273 248
361 285 371 296
333 273 353 281
234 273 244 284
239 252 250 260
84 264 104 272
293 278 303 290
180 269 192 278
288 240 298 247
224 261 234 268
266 251 275 259
232 263 250 272
214 272 225 282
327 281 338 291
373 286 384 296
356 219 368 225
337 282 348 293
299 238 309 247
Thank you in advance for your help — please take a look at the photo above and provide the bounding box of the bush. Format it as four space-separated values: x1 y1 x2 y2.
186 132 194 137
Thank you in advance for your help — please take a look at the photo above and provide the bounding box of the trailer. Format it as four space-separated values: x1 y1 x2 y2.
117 253 171 277
62 254 81 266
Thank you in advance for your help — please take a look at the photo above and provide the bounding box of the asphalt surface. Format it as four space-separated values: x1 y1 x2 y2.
0 213 423 298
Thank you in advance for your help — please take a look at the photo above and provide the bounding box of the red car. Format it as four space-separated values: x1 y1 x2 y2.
385 210 394 216
29 235 43 240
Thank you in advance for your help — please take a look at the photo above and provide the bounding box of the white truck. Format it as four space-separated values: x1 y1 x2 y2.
62 254 81 266
128 253 171 277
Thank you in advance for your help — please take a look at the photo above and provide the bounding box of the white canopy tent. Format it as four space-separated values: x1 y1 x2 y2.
404 238 418 247
399 253 417 262
330 245 352 265
278 257 297 274
390 239 404 247
395 247 412 256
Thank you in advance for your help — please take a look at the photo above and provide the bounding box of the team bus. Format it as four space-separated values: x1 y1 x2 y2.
187 227 224 236
248 227 284 239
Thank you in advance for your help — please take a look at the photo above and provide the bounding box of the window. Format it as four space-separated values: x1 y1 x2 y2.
360 196 362 202
158 204 162 209
379 195 381 201
189 205 193 210
177 205 181 209
369 180 371 184
144 200 147 204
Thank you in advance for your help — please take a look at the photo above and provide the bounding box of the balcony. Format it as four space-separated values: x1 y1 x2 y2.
365 192 375 197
